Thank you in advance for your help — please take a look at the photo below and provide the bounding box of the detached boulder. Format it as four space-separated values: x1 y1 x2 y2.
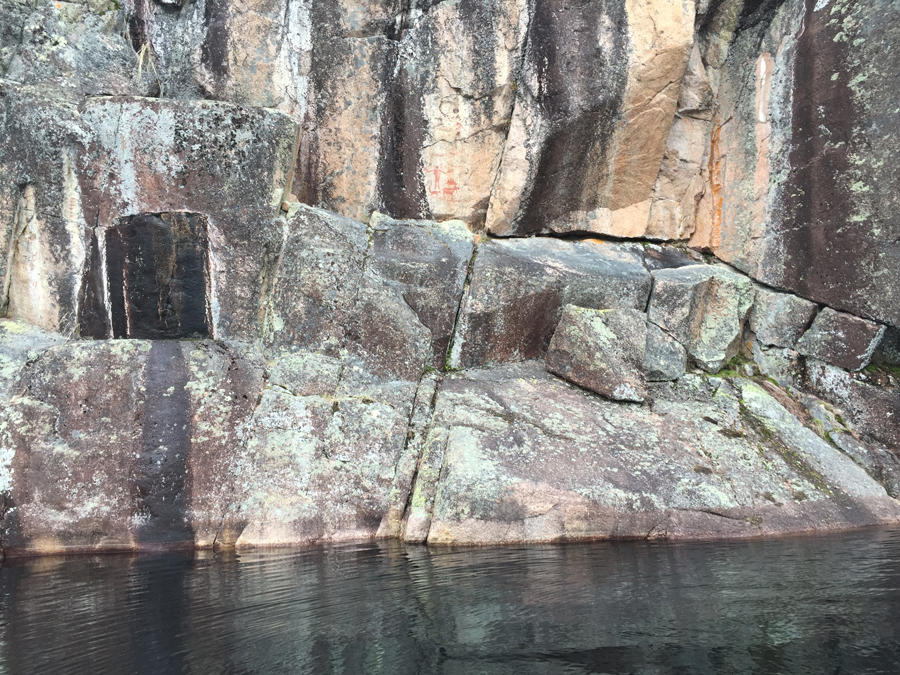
796 307 886 372
545 306 647 403
449 238 650 369
750 287 818 348
647 264 754 372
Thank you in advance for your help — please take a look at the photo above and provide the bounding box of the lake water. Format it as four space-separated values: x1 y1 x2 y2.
2 528 900 674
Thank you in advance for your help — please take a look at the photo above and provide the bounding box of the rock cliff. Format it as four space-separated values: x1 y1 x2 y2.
0 0 898 555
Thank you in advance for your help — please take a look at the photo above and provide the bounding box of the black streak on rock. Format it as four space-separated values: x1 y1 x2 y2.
134 341 193 547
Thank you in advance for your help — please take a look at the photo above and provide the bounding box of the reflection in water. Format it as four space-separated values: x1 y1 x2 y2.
3 528 900 674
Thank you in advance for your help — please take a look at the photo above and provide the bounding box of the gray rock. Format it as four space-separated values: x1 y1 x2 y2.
750 342 802 388
416 362 900 545
647 264 754 372
805 359 900 449
0 318 65 399
5 2 157 97
448 238 651 369
750 286 818 348
829 433 900 499
264 205 369 353
874 326 900 366
644 322 687 382
796 307 886 372
545 306 647 403
367 213 475 368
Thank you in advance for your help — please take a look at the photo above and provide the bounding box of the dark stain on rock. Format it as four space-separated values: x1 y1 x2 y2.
379 62 429 219
200 0 230 84
76 228 110 339
105 213 211 340
516 0 628 233
133 341 193 547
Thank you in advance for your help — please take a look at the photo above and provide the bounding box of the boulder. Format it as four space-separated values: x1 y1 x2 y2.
750 287 818 349
415 362 900 545
448 238 651 369
796 308 885 372
545 306 647 403
644 323 687 382
647 264 754 372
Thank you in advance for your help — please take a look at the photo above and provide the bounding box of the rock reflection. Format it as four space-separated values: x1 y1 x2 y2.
3 529 900 674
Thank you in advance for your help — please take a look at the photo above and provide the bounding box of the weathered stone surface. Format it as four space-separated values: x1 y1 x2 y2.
0 319 65 399
484 0 695 237
876 327 900 366
449 238 651 369
417 362 900 544
264 206 472 377
644 322 687 382
750 286 818 349
546 306 647 403
0 339 264 554
74 97 297 340
5 1 157 97
263 205 369 353
805 359 900 449
384 0 527 226
0 83 90 335
367 213 475 368
647 264 754 372
796 308 885 372
223 352 419 547
692 0 900 328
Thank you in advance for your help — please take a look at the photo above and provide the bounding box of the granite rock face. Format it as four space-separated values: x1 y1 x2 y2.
647 264 753 372
750 287 818 349
691 0 900 329
2 0 900 555
546 306 648 403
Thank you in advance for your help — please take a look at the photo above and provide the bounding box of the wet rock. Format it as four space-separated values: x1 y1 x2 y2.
644 322 687 382
647 264 754 372
545 306 647 403
417 362 900 545
448 238 651 369
796 308 885 372
750 287 818 349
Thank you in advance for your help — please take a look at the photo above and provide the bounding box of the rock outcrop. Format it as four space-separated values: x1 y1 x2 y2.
1 0 899 555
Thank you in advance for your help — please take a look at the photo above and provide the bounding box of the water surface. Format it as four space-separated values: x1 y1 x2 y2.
3 528 900 674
